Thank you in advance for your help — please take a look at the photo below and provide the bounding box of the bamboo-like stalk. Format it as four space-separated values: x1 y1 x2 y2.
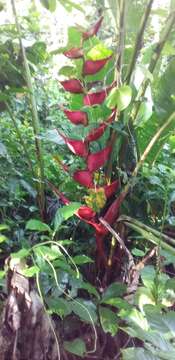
5 101 35 178
119 215 175 247
131 10 175 124
123 221 175 256
105 0 126 179
125 0 154 84
117 110 175 205
11 0 45 219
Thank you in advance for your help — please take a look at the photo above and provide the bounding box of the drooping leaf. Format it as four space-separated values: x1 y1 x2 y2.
40 0 56 11
54 202 81 231
64 338 86 357
73 255 93 265
106 85 132 111
102 282 127 302
22 265 39 277
99 306 118 336
26 219 51 233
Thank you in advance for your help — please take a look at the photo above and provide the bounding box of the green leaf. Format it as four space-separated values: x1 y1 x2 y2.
132 248 146 257
99 306 118 336
54 202 81 231
141 266 156 289
101 297 131 310
34 245 61 261
122 347 157 360
0 235 7 243
22 266 39 277
0 224 9 231
26 219 51 233
46 297 72 317
59 65 77 77
59 0 84 12
87 43 113 61
106 85 132 111
64 338 86 357
71 299 97 323
40 0 56 11
11 248 30 259
0 270 5 279
101 282 127 302
72 255 93 265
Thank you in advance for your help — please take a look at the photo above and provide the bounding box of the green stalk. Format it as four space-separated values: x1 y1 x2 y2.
131 10 175 124
119 215 175 247
117 111 175 205
123 221 175 256
105 0 126 179
125 0 154 84
11 0 45 219
5 101 35 178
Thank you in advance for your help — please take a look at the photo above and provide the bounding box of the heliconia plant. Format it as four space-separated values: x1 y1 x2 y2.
53 16 125 265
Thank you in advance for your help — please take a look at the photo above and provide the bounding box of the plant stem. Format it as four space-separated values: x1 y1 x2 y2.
5 101 35 178
105 0 126 179
119 215 175 247
11 0 45 219
117 111 175 204
125 0 154 84
131 10 175 124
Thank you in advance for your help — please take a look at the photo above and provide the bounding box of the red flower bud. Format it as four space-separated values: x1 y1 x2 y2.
83 16 103 40
63 109 88 126
83 57 111 75
64 47 83 59
84 85 112 106
60 79 84 93
87 146 112 172
57 130 88 158
86 122 107 142
77 206 96 220
73 170 94 187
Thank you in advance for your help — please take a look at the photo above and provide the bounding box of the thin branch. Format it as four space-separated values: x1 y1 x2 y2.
125 0 154 84
99 217 134 264
132 111 175 176
11 0 45 219
105 0 126 179
131 10 175 124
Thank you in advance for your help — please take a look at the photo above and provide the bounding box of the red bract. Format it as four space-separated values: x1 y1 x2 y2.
60 79 84 93
83 16 103 40
77 206 96 220
86 110 116 141
86 122 107 142
83 57 111 75
64 47 83 59
87 146 112 172
84 85 112 106
104 192 126 225
73 170 93 188
57 130 88 158
104 180 119 198
63 109 88 126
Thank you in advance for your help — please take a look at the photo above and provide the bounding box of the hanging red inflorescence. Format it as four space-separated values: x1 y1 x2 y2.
55 16 124 262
